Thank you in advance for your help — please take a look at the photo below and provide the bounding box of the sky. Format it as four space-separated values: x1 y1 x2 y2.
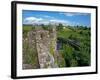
22 10 91 27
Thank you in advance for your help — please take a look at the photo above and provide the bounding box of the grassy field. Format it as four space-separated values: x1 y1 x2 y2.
22 24 91 68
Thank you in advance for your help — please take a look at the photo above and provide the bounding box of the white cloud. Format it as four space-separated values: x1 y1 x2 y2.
23 16 71 25
24 17 42 22
37 14 55 19
64 13 74 16
60 12 89 17
44 15 53 18
50 19 70 24
23 17 43 25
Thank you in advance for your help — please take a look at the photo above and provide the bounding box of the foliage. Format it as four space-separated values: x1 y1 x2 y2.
57 23 63 31
57 24 91 67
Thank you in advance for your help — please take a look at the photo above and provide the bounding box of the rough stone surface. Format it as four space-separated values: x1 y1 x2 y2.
35 27 58 68
23 26 58 69
23 30 40 69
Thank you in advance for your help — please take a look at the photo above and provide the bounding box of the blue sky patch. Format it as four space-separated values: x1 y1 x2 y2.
22 10 91 27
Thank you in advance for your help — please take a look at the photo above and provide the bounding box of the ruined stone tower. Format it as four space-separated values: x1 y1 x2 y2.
27 26 58 68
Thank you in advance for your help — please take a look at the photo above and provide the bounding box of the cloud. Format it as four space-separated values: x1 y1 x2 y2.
23 17 43 24
23 16 71 25
39 15 55 20
64 13 74 16
50 19 70 24
44 15 53 18
60 12 89 17
24 17 42 22
36 14 55 19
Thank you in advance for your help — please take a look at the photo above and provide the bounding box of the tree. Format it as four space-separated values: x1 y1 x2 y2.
57 23 63 31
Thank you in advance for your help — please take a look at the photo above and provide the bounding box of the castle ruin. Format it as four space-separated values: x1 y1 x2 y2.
26 25 58 68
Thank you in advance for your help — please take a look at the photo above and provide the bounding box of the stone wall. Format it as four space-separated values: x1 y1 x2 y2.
36 27 58 68
23 30 40 69
26 26 58 68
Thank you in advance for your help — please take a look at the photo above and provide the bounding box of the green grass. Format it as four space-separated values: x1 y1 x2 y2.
23 25 33 31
